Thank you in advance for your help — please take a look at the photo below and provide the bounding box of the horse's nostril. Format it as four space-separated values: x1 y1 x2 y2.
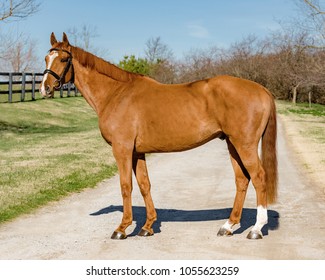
45 86 51 94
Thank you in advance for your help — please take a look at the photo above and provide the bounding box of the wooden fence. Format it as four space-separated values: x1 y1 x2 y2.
0 72 79 103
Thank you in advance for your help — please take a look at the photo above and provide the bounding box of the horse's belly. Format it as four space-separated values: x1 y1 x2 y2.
135 123 222 153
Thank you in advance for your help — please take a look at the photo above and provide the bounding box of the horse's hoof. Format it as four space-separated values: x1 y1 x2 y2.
138 228 154 237
217 227 233 237
246 230 263 240
111 231 127 240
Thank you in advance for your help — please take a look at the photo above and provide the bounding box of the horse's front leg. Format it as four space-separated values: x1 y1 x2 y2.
111 144 134 240
132 152 157 236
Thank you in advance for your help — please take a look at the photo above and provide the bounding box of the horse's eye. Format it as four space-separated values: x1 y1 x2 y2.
61 58 68 63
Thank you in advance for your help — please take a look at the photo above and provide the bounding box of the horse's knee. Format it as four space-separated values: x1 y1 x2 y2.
120 182 132 198
138 182 151 197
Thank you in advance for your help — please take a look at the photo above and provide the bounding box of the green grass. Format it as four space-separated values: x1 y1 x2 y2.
277 101 325 143
276 101 325 116
0 97 117 223
287 103 325 117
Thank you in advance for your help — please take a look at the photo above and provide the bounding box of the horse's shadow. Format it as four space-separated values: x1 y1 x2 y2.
90 205 280 237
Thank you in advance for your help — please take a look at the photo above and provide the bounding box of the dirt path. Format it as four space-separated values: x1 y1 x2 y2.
0 119 324 260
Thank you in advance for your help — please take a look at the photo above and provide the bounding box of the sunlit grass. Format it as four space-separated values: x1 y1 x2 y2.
0 97 117 223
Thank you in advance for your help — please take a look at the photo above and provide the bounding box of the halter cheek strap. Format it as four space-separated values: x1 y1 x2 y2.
43 48 74 89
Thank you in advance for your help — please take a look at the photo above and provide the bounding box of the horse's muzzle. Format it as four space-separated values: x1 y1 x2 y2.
40 84 54 98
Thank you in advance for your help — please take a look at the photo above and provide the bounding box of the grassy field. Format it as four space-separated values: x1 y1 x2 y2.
0 97 117 223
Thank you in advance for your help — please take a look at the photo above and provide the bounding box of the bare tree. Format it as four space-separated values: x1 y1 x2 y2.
143 37 175 83
177 46 221 82
219 35 270 83
0 0 40 21
289 0 325 48
0 1 40 72
304 0 325 13
0 31 39 72
268 29 325 103
67 24 109 58
67 24 99 51
144 36 173 63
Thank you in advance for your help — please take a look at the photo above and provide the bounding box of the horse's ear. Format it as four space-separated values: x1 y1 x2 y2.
50 32 57 46
62 32 70 45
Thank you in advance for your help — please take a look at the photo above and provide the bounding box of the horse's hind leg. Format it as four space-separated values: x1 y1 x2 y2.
218 138 250 236
132 153 157 236
230 140 268 239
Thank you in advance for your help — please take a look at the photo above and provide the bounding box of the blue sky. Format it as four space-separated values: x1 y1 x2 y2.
3 0 297 63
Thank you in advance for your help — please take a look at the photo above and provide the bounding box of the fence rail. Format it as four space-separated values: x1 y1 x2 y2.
0 72 79 103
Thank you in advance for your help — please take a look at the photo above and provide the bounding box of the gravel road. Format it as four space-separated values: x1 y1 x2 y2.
0 119 324 260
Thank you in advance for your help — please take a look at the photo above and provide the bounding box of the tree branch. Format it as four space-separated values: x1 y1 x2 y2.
0 0 40 21
304 0 325 15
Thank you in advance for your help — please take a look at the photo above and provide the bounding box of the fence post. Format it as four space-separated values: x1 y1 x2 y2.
21 72 26 101
67 82 71 97
31 73 36 100
8 72 13 103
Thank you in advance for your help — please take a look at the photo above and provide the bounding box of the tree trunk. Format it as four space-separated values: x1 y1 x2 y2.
292 84 299 105
308 91 312 108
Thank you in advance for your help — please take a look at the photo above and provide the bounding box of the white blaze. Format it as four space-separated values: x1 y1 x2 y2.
40 51 58 95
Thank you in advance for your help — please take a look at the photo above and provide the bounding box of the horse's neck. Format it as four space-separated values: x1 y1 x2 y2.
72 59 128 115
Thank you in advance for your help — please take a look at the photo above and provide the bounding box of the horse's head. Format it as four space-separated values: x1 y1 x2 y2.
40 32 74 98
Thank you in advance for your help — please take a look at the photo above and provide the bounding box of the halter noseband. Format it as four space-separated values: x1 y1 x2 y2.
43 48 74 89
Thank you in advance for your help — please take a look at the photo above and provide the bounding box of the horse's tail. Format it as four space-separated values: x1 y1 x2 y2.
262 93 278 204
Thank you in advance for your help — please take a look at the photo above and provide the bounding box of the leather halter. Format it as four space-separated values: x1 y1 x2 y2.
43 48 74 89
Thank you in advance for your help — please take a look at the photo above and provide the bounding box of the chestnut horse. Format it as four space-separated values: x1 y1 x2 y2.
41 33 278 240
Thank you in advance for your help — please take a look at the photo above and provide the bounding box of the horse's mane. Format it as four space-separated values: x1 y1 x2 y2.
70 45 139 82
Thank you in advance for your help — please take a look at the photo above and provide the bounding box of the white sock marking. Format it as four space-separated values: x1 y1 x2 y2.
252 205 268 232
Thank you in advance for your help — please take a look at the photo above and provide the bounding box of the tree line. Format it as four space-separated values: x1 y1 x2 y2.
119 31 325 105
